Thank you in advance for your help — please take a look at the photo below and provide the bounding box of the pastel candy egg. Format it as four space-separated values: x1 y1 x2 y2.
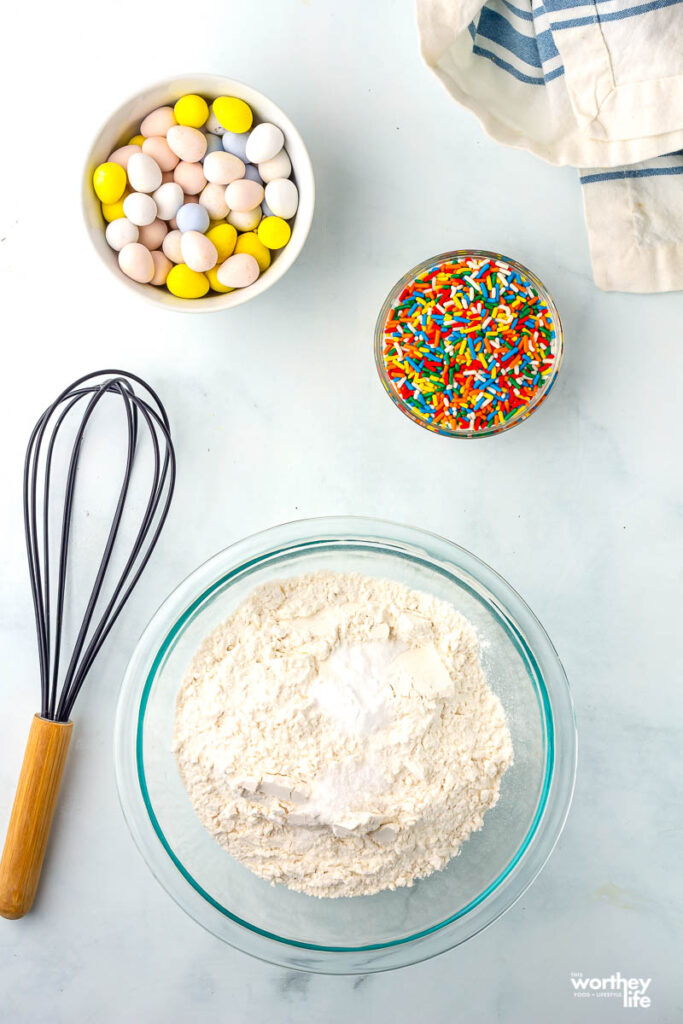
108 144 141 170
258 149 291 183
166 264 209 299
243 164 263 184
169 194 198 230
181 230 218 272
167 125 207 163
176 202 210 233
221 130 249 162
258 215 291 249
245 123 284 164
150 250 173 286
225 179 264 212
152 182 184 220
173 161 206 195
212 97 253 134
93 162 127 204
234 231 271 272
227 208 261 232
204 133 223 157
206 222 237 262
140 106 177 137
127 152 162 193
123 192 157 226
137 218 168 251
206 265 232 293
174 94 209 129
162 229 184 263
118 241 154 283
199 183 229 220
264 178 298 219
203 150 245 185
217 252 260 289
105 217 139 251
142 136 179 172
205 108 225 136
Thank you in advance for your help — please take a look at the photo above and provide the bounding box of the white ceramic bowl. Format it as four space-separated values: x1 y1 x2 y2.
82 74 315 313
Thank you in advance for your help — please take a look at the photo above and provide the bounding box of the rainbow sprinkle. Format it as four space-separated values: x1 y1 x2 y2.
380 254 559 435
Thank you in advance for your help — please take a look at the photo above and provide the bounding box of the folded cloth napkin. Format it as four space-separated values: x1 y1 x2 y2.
417 0 683 291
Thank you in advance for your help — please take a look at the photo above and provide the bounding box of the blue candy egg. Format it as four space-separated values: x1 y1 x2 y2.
176 203 210 233
221 130 249 162
261 198 275 219
243 163 263 184
203 133 223 159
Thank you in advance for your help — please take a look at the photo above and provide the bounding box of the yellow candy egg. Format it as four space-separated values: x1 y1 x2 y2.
257 216 291 250
128 134 145 147
166 264 209 299
235 231 271 272
212 96 253 134
92 162 127 204
174 94 209 128
206 266 233 293
206 223 238 262
101 189 131 222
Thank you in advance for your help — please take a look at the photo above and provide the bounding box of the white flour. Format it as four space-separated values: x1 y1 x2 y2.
173 572 513 898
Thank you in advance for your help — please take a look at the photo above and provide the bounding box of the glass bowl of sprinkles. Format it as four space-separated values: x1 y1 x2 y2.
375 251 563 438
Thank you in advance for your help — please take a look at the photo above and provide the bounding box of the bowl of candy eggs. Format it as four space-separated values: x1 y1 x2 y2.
83 74 315 311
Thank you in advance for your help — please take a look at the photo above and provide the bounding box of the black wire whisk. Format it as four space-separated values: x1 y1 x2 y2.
1 369 176 919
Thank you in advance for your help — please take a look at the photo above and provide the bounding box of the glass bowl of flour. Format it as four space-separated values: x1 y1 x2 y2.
115 517 576 973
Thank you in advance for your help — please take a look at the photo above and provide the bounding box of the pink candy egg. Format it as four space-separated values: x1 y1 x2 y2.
217 252 260 288
225 179 264 212
199 183 229 220
150 250 173 286
181 230 218 273
173 161 207 195
142 136 179 172
118 242 154 283
140 106 177 137
162 229 184 263
108 144 141 170
137 218 168 251
167 125 207 163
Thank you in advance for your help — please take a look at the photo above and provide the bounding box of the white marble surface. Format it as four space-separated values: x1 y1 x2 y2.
1 0 682 1020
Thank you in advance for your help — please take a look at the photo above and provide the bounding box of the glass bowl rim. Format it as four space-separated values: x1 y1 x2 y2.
374 250 564 439
114 516 577 973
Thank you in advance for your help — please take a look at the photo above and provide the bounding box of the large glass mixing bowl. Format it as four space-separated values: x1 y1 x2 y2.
114 517 576 973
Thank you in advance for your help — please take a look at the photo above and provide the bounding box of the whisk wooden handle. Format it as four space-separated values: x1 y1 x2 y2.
0 715 73 919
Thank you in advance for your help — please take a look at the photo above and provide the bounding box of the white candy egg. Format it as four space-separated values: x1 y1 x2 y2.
199 183 229 220
127 152 162 193
152 182 184 221
225 179 264 212
245 123 284 164
217 252 260 288
118 242 154 283
162 229 184 264
105 217 139 251
264 178 299 219
205 107 226 136
203 150 245 185
227 208 262 231
258 149 291 183
181 230 218 272
123 192 157 226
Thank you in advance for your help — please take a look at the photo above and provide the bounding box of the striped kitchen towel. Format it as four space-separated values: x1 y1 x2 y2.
417 0 683 291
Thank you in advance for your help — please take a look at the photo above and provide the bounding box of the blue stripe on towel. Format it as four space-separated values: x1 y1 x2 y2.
554 0 683 28
580 165 683 184
472 43 564 83
477 9 544 66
